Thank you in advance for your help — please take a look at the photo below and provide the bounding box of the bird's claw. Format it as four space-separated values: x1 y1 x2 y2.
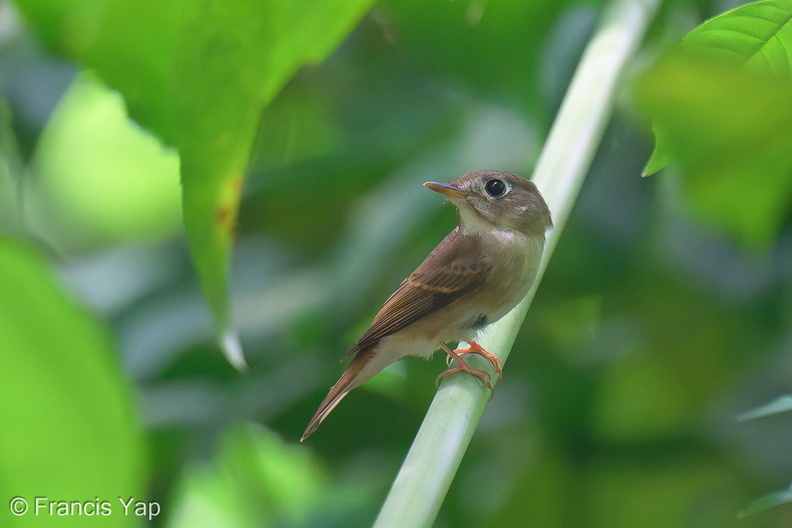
436 341 502 400
458 342 503 386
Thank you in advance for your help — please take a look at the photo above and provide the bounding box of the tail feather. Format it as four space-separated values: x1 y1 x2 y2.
301 348 376 441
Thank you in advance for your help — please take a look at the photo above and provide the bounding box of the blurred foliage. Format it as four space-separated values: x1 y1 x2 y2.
1 0 792 527
27 71 181 249
10 0 375 351
741 484 792 518
636 0 792 248
738 395 792 421
0 237 144 527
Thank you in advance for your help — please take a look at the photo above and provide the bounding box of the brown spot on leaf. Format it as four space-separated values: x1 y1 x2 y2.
216 176 244 236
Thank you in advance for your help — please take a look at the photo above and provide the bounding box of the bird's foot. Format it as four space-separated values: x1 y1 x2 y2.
444 341 503 386
436 342 500 399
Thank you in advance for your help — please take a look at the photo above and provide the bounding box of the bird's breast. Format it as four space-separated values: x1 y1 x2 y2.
469 231 544 324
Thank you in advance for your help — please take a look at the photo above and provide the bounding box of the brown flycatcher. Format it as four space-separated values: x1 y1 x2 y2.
301 170 552 441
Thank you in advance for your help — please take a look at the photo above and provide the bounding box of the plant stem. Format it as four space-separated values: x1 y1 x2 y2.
373 1 660 526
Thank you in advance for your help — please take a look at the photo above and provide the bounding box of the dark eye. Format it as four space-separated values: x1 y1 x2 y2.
484 178 507 197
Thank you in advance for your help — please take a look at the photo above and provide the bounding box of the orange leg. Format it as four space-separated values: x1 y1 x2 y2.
436 342 501 399
452 341 503 386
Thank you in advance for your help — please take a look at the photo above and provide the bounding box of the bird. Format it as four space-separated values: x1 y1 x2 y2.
301 170 552 441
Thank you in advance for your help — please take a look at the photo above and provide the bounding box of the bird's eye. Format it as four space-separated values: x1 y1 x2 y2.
484 178 507 197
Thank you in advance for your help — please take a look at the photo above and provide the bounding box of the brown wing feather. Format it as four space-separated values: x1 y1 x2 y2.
345 228 485 356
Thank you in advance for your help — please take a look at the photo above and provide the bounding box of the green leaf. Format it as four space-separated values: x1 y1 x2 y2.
30 73 181 247
641 123 670 177
0 237 144 527
739 484 792 517
13 0 374 365
680 0 792 77
635 0 792 248
169 424 327 528
737 394 792 421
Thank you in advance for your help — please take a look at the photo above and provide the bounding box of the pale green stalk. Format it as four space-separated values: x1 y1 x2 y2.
373 1 660 526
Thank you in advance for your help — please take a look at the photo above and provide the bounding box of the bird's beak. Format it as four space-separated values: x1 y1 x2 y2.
423 181 467 198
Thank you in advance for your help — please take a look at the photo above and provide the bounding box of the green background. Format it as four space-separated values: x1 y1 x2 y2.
1 0 791 526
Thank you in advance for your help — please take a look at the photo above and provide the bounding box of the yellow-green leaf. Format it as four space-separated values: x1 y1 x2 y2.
0 237 144 527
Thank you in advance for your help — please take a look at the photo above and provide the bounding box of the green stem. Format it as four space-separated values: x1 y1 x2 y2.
373 1 660 526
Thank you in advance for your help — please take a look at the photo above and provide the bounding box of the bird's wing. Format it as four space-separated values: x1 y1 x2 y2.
346 229 485 356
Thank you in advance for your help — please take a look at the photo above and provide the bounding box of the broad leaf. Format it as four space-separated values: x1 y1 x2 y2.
636 0 792 248
12 0 374 365
680 0 792 76
0 237 143 527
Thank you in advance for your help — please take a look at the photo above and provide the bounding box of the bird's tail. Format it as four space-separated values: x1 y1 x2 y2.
301 347 377 441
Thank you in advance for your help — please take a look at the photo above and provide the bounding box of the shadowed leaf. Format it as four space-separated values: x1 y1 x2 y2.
13 0 374 364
